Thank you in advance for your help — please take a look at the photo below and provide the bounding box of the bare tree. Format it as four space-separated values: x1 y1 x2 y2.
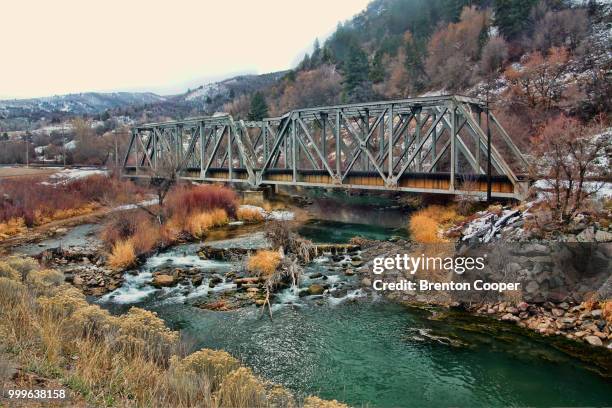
531 115 610 223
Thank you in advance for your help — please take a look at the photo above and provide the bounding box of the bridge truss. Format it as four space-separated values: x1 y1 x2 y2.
122 95 529 199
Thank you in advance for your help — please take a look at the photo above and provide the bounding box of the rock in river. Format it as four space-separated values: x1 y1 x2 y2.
152 274 176 288
308 284 325 295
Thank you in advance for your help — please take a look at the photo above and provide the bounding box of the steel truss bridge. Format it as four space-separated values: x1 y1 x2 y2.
122 95 529 199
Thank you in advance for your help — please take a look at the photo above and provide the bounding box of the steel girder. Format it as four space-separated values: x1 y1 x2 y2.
123 95 528 199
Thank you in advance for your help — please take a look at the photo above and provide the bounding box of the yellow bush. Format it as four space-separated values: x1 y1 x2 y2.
409 205 461 243
38 286 89 319
70 304 117 339
0 217 27 239
108 239 137 270
237 207 265 223
171 348 240 391
0 261 20 281
216 367 266 408
186 209 229 238
115 307 179 362
303 396 349 408
34 203 98 225
247 250 281 277
0 277 27 309
6 256 39 279
27 268 64 288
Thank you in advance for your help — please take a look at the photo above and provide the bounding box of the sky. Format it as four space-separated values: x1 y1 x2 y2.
1 0 371 99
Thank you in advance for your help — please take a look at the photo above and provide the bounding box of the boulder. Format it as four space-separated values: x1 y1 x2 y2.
308 284 325 296
584 335 603 346
152 274 175 288
501 313 520 323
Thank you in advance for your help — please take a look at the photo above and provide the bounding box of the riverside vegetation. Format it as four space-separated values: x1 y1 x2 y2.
0 255 348 407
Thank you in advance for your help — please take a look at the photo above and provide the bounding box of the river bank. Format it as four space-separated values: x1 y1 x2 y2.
5 195 612 406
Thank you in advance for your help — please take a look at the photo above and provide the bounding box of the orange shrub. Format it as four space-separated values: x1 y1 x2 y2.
167 184 237 220
409 205 460 243
236 207 264 223
108 240 136 270
186 209 229 238
247 250 281 277
0 217 27 239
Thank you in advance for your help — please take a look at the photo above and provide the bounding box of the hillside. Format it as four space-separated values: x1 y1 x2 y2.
0 92 166 120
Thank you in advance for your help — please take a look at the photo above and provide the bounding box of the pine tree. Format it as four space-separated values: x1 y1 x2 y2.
493 0 537 40
311 38 322 67
343 45 369 96
248 92 269 121
369 51 385 83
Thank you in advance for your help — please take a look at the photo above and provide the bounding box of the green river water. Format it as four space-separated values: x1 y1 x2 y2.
94 205 611 407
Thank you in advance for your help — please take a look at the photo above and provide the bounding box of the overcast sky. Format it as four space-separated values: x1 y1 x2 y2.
1 0 370 99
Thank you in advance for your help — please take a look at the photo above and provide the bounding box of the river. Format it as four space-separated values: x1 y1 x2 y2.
92 201 611 407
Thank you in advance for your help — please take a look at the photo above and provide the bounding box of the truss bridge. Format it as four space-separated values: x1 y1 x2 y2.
122 95 529 199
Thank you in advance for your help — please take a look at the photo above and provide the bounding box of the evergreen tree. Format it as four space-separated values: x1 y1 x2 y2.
248 92 269 121
311 38 322 67
343 45 369 96
493 0 538 40
369 51 385 83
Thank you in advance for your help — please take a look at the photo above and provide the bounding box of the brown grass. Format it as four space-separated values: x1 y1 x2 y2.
237 207 265 223
0 217 27 239
0 256 339 407
108 239 137 270
409 205 462 243
186 209 229 238
247 250 281 277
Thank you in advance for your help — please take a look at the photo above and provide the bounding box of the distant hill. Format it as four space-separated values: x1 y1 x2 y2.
0 92 166 119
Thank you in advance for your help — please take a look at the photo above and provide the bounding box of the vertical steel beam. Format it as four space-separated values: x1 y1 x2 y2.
228 125 233 180
431 113 437 172
291 117 297 182
199 122 205 178
321 113 327 169
335 110 341 177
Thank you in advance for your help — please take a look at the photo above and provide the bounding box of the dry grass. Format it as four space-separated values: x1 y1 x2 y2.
0 256 339 407
0 217 27 239
186 209 229 238
108 239 137 270
409 205 462 243
237 207 265 223
247 250 281 277
304 396 349 408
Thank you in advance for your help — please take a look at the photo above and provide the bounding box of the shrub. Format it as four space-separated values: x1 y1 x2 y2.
186 209 229 238
38 286 89 319
115 308 179 363
303 396 349 408
27 269 64 289
0 261 20 281
108 239 137 270
167 184 237 220
0 277 27 309
70 304 117 339
247 250 281 277
0 217 27 239
171 348 240 391
237 207 265 223
409 205 461 243
216 367 267 408
6 256 39 280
